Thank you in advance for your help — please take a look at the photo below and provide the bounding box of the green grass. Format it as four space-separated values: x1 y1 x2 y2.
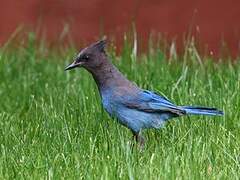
0 38 239 179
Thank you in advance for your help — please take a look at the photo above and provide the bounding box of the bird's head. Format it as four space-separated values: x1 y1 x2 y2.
65 39 107 71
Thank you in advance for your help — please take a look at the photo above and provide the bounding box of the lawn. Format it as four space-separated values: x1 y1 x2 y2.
0 36 239 179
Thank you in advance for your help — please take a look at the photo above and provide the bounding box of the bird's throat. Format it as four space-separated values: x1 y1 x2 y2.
87 61 133 93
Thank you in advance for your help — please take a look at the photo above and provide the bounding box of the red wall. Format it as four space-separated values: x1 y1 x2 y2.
0 0 240 57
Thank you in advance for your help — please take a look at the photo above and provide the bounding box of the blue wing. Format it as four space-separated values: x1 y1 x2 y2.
122 90 186 116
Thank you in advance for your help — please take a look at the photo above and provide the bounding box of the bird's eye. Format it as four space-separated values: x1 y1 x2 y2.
81 55 89 61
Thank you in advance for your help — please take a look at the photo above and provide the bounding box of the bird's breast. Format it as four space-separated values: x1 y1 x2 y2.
101 89 115 116
102 96 113 115
100 86 140 117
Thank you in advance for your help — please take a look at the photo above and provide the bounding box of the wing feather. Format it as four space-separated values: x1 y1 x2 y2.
122 90 186 115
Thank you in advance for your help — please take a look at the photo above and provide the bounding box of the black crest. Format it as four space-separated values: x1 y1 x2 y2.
92 39 107 52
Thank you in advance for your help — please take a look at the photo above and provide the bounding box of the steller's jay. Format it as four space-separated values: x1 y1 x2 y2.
65 40 223 147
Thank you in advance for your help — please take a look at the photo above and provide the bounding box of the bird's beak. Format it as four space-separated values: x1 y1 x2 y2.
64 61 82 71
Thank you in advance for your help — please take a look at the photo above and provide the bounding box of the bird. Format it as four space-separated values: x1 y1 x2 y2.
65 40 223 147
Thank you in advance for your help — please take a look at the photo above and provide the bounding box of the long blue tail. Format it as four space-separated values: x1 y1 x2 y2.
182 106 224 116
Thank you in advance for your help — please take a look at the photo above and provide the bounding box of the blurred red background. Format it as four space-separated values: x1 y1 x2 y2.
0 0 240 57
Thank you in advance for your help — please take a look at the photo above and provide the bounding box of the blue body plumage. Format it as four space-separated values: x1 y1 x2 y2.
101 89 223 133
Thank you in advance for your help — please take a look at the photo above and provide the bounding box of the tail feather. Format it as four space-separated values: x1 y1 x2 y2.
182 106 224 116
